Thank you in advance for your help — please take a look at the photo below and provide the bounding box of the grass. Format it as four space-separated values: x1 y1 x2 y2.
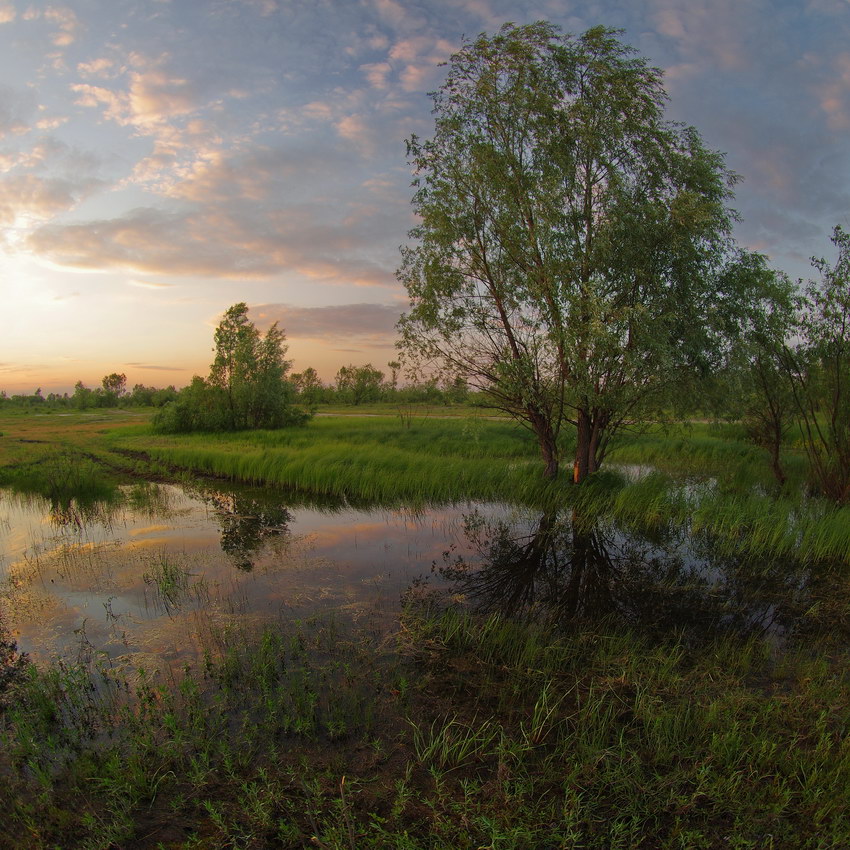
1 597 849 848
3 409 850 846
114 414 564 506
5 410 850 565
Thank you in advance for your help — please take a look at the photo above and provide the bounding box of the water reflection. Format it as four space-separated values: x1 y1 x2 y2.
436 510 811 644
193 488 293 571
0 481 490 665
0 478 836 666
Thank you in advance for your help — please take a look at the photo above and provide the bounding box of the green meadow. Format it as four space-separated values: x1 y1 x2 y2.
1 407 850 848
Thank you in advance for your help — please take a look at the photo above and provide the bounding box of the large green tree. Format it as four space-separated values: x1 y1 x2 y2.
397 22 760 482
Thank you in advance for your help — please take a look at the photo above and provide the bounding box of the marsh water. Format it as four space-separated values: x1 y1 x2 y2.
0 477 828 670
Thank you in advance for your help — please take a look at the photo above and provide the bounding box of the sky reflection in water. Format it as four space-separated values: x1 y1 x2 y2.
0 482 824 669
0 482 502 666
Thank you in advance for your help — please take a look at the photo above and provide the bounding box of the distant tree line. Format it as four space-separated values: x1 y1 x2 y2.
290 362 472 408
0 375 178 411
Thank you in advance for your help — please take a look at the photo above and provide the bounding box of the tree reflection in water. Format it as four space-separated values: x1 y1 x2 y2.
200 489 293 571
436 510 810 644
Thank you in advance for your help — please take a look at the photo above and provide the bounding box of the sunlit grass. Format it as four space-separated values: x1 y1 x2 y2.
115 415 563 506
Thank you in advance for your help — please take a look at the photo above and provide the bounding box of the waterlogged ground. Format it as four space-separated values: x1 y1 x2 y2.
0 482 514 668
1 477 835 673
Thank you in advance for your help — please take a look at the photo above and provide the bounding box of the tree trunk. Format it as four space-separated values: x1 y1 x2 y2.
573 409 591 483
574 408 608 482
529 409 559 479
770 427 786 486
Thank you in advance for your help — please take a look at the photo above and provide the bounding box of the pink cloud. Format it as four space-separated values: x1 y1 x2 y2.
77 58 116 79
335 114 375 156
0 173 101 229
816 52 850 128
27 204 400 287
250 302 401 343
44 5 81 47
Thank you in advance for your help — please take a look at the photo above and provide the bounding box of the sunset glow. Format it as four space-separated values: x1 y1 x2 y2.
1 0 848 394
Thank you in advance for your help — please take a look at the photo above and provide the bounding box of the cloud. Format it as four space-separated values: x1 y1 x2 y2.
44 5 81 47
128 279 174 289
128 70 199 126
241 0 279 15
0 2 15 24
77 58 116 79
389 36 455 92
358 34 453 95
648 0 760 74
72 66 202 129
0 173 103 229
27 202 402 286
335 114 376 156
0 361 50 376
164 144 338 203
815 52 850 128
35 115 69 130
250 303 402 341
0 136 67 172
123 362 184 371
359 62 392 90
28 207 260 276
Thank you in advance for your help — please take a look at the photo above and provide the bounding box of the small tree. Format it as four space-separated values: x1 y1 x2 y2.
387 361 401 392
72 381 94 410
709 257 799 485
154 304 308 433
291 367 325 409
334 364 385 405
102 372 127 396
782 226 850 501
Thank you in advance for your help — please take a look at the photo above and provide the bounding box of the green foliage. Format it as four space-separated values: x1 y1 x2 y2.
397 22 770 483
707 257 800 484
334 363 385 405
128 382 178 407
153 303 310 433
100 372 127 406
290 365 326 409
783 226 850 502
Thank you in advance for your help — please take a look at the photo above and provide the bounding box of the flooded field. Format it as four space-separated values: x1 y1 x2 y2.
0 477 831 671
0 481 512 666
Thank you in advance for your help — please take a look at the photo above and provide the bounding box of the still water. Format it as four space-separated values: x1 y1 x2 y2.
0 482 518 667
0 479 826 670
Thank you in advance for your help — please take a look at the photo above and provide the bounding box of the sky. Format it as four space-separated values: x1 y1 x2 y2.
0 0 849 395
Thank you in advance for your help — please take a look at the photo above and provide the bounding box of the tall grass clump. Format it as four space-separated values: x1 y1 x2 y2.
118 415 565 506
398 603 850 848
0 449 119 512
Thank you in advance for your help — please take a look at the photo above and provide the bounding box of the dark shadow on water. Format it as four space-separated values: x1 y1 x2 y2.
434 509 819 646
